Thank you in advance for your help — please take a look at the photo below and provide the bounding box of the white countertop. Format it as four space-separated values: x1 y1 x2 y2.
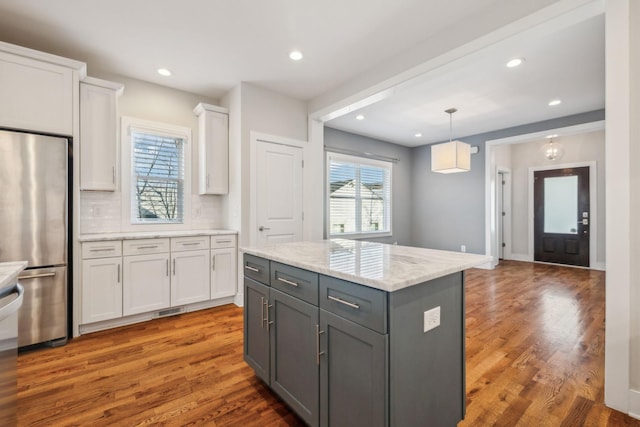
0 261 28 289
79 229 237 242
241 239 491 292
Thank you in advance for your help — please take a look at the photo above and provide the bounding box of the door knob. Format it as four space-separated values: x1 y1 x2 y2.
259 226 271 231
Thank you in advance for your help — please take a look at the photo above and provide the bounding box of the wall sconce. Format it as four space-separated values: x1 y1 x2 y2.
431 108 472 173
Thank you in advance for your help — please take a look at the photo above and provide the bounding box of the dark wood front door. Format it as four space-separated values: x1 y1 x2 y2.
534 167 590 267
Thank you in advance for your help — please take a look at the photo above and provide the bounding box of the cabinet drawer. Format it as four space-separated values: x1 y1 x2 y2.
123 238 170 256
82 241 122 259
171 236 209 252
243 254 270 285
320 276 387 334
271 262 318 305
211 235 236 249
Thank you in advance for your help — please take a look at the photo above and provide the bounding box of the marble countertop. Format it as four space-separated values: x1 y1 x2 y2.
241 239 491 292
79 229 237 242
0 261 28 289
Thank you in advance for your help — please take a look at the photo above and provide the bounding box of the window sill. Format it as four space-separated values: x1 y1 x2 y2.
329 231 392 240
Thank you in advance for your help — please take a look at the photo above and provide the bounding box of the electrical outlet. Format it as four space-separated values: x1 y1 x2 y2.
423 306 441 333
460 245 466 253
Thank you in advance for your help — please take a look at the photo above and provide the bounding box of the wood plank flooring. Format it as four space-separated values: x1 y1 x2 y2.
16 261 640 426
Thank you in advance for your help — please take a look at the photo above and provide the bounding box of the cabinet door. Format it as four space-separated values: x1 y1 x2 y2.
0 52 73 135
320 309 387 427
211 248 237 299
171 249 210 306
244 278 270 383
80 81 120 191
123 253 170 316
197 108 228 195
270 288 319 427
81 257 122 323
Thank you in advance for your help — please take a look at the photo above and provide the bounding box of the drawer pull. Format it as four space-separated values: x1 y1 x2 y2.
181 242 201 246
215 239 232 244
18 272 55 280
90 247 115 252
328 295 360 310
137 245 159 250
244 265 260 273
277 277 299 287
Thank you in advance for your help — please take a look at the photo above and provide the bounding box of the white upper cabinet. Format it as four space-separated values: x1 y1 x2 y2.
194 102 229 195
0 43 84 135
80 77 124 191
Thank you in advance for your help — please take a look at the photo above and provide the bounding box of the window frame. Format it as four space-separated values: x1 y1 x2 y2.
120 117 192 231
326 152 393 239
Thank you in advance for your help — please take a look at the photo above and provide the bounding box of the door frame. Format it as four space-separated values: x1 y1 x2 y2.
496 168 512 262
528 161 597 268
250 131 307 247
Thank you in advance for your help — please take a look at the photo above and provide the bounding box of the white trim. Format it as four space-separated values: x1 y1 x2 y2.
527 161 597 268
629 389 640 420
120 116 192 232
484 120 605 270
509 253 532 263
496 168 512 266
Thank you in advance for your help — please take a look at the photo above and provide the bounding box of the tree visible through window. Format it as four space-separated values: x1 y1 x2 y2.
327 153 391 237
131 131 184 223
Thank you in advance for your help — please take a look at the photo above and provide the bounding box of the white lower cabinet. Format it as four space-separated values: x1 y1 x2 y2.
81 257 122 323
171 249 210 306
123 253 171 316
211 248 236 299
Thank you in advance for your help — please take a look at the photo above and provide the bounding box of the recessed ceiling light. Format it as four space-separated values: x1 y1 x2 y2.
289 50 303 61
356 114 365 120
546 134 559 139
415 132 423 138
506 58 524 68
548 99 562 106
157 68 172 77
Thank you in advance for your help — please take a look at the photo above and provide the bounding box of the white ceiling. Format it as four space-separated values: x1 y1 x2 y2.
0 1 604 147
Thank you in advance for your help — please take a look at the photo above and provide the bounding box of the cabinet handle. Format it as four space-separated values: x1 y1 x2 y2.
117 264 120 283
215 240 232 244
212 255 216 271
137 245 159 250
207 174 210 189
112 166 116 184
244 265 259 273
166 260 169 276
90 247 115 252
260 297 265 329
316 325 325 365
172 258 176 275
181 242 200 246
277 277 299 287
328 295 360 310
267 303 274 331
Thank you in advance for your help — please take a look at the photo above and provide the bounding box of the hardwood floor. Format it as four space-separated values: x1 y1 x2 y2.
16 261 640 426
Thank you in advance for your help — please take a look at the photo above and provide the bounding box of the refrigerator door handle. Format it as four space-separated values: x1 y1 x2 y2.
18 272 56 280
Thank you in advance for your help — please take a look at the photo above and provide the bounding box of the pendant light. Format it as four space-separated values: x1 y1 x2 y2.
542 136 564 160
431 108 471 173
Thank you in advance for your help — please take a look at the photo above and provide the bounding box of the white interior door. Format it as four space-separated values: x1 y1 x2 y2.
256 140 303 247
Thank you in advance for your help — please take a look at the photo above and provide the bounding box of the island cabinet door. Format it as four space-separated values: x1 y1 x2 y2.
244 278 270 384
319 309 388 427
270 288 319 427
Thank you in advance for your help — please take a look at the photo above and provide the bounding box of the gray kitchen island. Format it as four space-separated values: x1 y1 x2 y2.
241 239 490 427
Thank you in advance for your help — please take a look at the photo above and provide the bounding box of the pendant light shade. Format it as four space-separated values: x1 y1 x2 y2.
542 138 564 160
431 108 471 173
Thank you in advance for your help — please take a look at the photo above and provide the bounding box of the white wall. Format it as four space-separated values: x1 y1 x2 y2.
507 131 605 267
79 73 223 234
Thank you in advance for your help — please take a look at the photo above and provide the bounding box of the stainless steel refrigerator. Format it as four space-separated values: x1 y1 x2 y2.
0 129 69 348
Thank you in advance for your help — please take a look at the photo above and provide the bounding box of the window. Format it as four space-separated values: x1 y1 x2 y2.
327 152 392 238
121 117 191 228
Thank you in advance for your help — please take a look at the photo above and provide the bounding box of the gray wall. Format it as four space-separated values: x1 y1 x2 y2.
324 127 413 245
410 109 605 254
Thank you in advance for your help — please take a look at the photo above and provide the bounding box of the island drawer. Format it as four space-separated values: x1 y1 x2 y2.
211 235 236 249
171 236 209 252
320 276 387 334
123 238 170 256
270 262 318 305
82 241 122 259
243 254 270 284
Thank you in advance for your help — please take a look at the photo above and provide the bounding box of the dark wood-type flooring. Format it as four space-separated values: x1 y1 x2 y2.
17 261 640 426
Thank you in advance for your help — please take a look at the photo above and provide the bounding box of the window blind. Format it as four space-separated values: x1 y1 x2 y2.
328 153 391 236
131 131 184 223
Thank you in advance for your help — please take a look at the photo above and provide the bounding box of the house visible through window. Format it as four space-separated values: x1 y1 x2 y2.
130 127 185 223
327 152 392 237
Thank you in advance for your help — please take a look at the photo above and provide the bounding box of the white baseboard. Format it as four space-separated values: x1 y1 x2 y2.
629 389 640 420
507 253 532 262
234 292 244 307
474 262 494 270
591 261 606 271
